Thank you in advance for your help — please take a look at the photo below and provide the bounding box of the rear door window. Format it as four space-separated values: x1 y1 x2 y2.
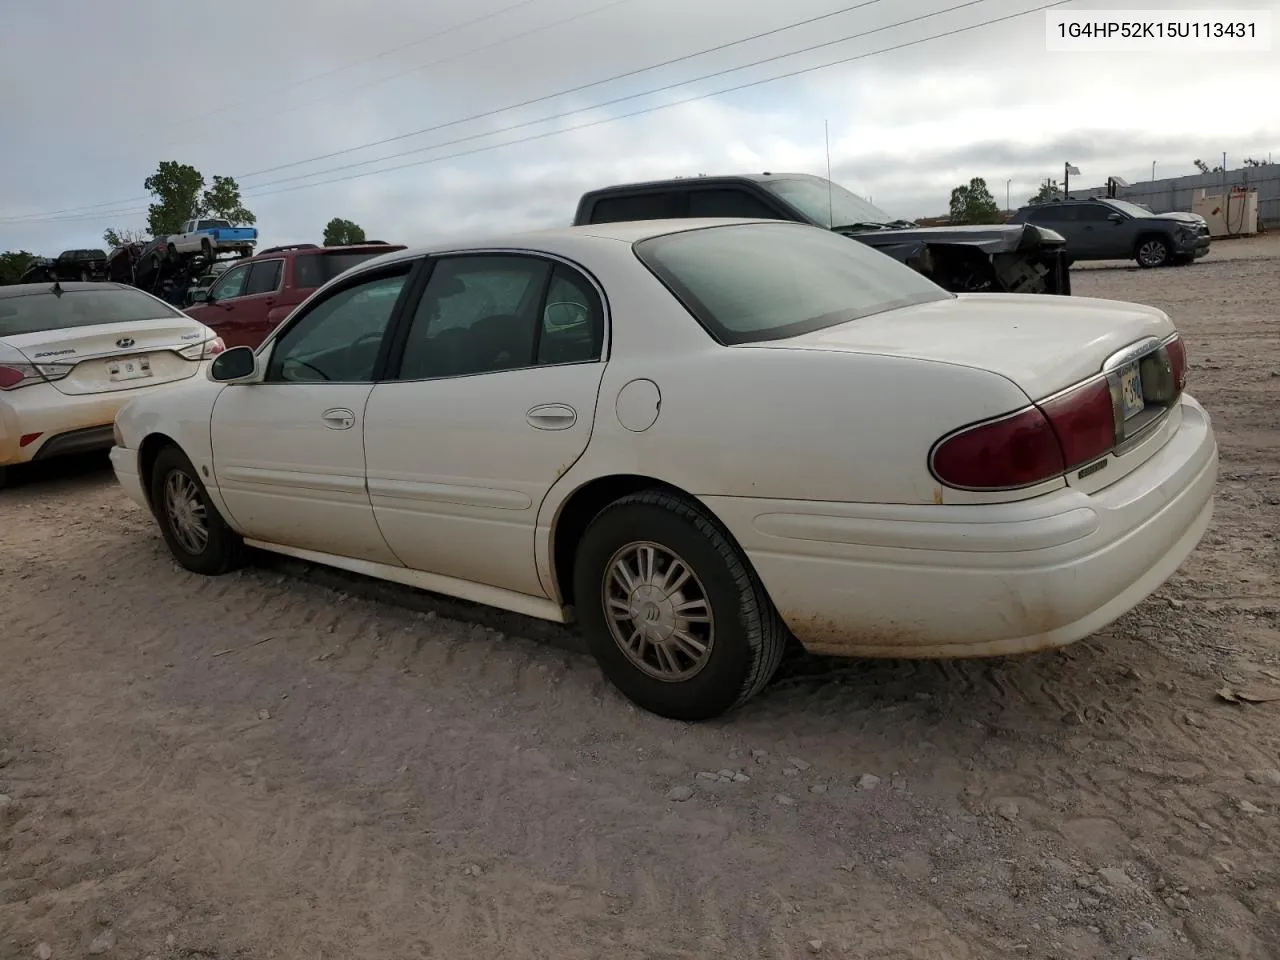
587 191 689 223
687 188 780 219
243 259 284 296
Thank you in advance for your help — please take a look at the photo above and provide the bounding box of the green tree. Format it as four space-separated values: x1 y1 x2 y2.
323 217 366 246
0 250 38 285
948 177 1002 225
144 161 206 236
103 227 147 248
1028 179 1060 204
201 175 256 225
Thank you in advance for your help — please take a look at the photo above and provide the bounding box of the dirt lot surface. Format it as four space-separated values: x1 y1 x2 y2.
2 234 1278 960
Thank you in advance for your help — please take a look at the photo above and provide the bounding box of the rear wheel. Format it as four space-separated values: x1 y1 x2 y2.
1135 236 1171 268
149 445 243 576
572 490 787 721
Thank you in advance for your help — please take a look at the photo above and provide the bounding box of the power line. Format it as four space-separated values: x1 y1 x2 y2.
7 0 1074 228
243 0 1077 201
243 0 998 192
3 0 892 223
234 0 896 181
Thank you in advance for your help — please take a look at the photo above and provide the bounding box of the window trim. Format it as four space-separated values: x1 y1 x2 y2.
240 257 286 298
207 261 253 301
257 258 424 386
381 248 610 384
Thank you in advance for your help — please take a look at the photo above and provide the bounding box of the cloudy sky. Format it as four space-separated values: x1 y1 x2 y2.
1 0 1277 254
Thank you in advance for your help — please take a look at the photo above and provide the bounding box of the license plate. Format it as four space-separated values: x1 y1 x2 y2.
1119 361 1144 420
108 355 152 382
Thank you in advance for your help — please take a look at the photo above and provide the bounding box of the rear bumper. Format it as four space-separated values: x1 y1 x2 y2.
1 374 198 467
703 395 1217 658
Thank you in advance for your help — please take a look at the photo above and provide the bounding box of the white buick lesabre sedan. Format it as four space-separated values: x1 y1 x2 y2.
109 218 1217 721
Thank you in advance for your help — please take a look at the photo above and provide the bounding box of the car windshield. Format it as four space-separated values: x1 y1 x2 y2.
635 221 951 345
293 250 394 288
1107 200 1153 218
0 287 182 336
759 176 900 229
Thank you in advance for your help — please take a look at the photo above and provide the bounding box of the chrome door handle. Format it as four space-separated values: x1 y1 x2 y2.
526 403 577 430
321 407 356 430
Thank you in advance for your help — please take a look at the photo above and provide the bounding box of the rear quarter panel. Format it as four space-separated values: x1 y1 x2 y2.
533 235 1038 509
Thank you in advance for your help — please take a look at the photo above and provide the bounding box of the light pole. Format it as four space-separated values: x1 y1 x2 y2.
1006 178 1011 212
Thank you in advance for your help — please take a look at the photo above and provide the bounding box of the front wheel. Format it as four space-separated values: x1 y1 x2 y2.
1136 237 1171 268
572 490 787 721
149 445 244 576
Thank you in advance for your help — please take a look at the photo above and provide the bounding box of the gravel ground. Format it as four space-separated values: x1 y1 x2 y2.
2 234 1278 960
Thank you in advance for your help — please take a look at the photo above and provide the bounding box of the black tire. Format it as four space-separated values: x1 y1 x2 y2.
149 444 244 576
167 243 178 258
200 238 213 260
572 489 787 721
1135 235 1172 268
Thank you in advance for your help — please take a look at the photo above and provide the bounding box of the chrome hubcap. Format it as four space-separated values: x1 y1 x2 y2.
164 469 209 555
602 541 714 682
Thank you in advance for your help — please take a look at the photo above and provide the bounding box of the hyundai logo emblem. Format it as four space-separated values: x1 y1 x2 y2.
115 337 135 348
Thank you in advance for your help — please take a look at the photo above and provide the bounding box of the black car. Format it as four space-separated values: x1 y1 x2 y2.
47 248 109 281
574 172 1072 295
1008 197 1210 268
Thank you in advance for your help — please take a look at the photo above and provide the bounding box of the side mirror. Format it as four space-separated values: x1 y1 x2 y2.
1107 212 1123 222
208 345 257 383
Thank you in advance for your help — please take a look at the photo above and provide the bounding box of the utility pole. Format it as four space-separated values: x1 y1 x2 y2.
1152 161 1156 182
1006 178 1011 212
1064 162 1080 198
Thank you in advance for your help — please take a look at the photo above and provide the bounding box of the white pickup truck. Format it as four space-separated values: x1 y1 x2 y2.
165 218 259 259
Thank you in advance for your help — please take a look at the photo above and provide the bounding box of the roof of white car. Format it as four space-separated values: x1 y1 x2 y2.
380 217 783 263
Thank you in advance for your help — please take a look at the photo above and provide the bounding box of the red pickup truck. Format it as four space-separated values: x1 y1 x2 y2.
183 242 405 349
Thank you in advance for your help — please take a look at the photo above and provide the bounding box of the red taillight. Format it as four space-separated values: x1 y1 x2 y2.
207 336 226 356
931 407 1065 490
0 365 28 390
20 432 42 447
1165 336 1187 391
932 379 1118 491
1040 379 1116 471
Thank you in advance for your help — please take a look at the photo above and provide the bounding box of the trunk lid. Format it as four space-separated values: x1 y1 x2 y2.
762 292 1175 400
3 317 210 395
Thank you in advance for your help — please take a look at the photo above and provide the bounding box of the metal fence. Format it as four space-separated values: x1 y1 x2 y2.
1069 165 1280 229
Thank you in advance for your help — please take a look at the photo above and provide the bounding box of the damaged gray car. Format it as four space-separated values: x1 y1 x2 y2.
574 172 1072 296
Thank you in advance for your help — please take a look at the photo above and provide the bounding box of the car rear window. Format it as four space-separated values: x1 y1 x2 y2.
293 251 393 288
0 287 183 336
633 221 951 345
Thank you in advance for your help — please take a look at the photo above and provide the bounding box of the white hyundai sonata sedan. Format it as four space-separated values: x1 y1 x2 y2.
1 281 224 487
109 218 1217 720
